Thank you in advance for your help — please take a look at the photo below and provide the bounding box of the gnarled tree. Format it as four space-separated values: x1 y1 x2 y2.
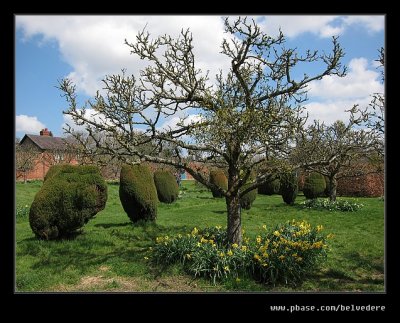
292 106 381 201
60 17 346 245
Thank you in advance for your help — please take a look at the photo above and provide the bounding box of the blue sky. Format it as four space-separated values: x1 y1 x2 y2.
15 15 384 139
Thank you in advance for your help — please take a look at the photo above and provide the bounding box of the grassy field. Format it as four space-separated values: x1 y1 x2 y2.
15 180 384 292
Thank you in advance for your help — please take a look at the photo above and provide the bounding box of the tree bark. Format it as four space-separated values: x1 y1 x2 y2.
329 175 337 202
226 161 242 245
226 194 242 245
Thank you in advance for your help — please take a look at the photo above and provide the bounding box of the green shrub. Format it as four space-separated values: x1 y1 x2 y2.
240 183 257 210
119 164 157 222
303 173 326 199
209 169 228 198
29 165 107 240
150 221 330 286
302 198 364 212
44 164 70 182
259 178 280 195
280 172 298 205
154 169 179 203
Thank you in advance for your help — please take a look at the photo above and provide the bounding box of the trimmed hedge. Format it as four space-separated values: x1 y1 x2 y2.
240 183 258 210
29 165 107 240
154 169 179 203
303 172 326 199
209 169 228 198
280 172 298 205
119 164 158 222
259 178 280 195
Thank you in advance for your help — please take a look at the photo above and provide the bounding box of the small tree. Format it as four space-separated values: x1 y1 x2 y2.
16 138 39 183
60 17 346 245
293 107 380 201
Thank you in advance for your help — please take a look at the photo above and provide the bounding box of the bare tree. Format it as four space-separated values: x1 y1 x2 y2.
292 106 381 201
60 17 346 245
16 139 40 183
368 47 384 136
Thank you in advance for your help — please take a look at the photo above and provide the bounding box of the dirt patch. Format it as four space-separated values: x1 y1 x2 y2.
52 274 211 292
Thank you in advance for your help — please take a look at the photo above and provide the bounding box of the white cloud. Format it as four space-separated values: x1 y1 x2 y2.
308 57 383 100
159 114 202 132
258 15 384 38
16 15 383 99
16 15 230 96
343 16 384 33
16 115 45 134
259 16 341 38
304 57 383 125
304 97 373 126
62 108 114 133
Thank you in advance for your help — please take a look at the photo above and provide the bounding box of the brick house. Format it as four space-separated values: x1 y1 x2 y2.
16 128 78 181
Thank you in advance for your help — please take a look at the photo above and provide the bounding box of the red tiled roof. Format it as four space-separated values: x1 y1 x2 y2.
20 134 74 151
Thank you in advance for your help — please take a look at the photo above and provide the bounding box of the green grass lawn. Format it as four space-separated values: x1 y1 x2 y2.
15 180 384 292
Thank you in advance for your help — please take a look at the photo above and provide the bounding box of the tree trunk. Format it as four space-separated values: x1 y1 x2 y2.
226 161 242 245
23 171 27 184
329 175 337 202
226 194 242 245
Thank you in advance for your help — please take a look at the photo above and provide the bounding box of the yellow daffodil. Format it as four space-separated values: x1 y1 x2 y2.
224 266 230 272
273 230 280 237
219 252 225 258
256 236 262 244
232 243 239 248
241 245 247 252
262 224 267 230
227 250 233 256
191 227 199 236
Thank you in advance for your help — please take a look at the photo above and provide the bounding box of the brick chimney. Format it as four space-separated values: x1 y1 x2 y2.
39 128 53 136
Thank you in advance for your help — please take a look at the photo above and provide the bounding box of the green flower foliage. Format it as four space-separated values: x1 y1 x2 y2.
154 169 179 203
302 198 364 212
303 172 326 199
29 165 107 240
119 164 158 222
150 221 330 286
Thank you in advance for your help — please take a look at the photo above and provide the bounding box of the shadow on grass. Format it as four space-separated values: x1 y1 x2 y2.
212 210 225 215
18 221 192 278
94 222 133 229
343 251 384 273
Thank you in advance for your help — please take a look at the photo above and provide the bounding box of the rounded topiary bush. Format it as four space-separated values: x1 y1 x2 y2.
154 169 179 203
259 178 280 195
29 165 107 240
44 164 71 182
280 172 298 205
240 183 258 210
303 172 326 199
119 164 158 222
209 169 228 198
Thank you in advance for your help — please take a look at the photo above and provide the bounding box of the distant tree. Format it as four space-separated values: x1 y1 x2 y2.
367 47 384 136
292 106 380 201
60 17 346 245
16 138 40 183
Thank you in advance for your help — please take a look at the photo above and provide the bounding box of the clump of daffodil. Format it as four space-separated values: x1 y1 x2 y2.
151 220 330 286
